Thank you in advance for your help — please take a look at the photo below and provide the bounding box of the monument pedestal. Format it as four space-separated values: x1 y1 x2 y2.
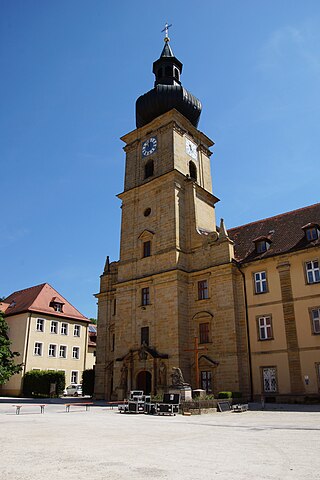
169 386 192 402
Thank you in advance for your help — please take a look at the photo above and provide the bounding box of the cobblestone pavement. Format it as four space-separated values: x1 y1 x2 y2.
1 399 320 480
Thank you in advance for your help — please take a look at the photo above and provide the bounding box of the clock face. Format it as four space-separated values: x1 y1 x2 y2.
185 138 197 160
142 137 157 157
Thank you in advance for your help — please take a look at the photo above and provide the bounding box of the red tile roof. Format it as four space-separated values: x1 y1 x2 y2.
229 203 320 263
3 283 89 322
0 302 10 313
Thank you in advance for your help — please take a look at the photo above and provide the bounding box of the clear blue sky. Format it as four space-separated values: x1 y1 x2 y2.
1 1 320 318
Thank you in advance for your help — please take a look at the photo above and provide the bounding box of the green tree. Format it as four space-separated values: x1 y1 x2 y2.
89 318 97 325
0 310 23 384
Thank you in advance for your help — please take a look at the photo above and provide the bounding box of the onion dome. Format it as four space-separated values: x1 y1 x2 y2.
136 36 202 128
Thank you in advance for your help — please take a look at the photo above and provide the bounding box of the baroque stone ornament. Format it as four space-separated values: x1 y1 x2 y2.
119 363 128 389
158 361 167 386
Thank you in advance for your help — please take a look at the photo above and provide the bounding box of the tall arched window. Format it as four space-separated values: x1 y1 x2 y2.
145 160 154 179
189 161 197 181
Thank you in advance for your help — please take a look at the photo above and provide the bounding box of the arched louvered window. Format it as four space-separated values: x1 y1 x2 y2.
189 161 197 181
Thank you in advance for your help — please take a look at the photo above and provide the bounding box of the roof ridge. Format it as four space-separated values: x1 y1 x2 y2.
5 282 47 299
229 202 320 232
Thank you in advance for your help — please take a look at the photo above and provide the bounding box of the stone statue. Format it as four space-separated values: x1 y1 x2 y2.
170 367 190 387
120 364 128 389
158 361 167 386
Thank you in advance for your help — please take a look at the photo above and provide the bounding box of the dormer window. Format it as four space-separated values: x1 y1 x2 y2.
254 237 271 253
53 303 62 312
50 297 64 313
302 223 319 242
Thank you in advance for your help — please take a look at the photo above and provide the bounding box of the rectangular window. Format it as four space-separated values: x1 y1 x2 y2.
53 303 63 312
48 344 57 357
306 260 320 284
50 321 58 334
201 371 212 392
254 271 267 294
71 371 78 384
141 287 150 306
74 325 81 337
199 322 210 344
111 333 115 352
61 323 68 335
141 326 149 346
198 280 209 300
113 299 116 315
34 342 43 356
36 318 44 332
262 367 277 393
258 316 273 340
143 241 151 258
72 347 80 359
59 345 67 358
311 308 320 334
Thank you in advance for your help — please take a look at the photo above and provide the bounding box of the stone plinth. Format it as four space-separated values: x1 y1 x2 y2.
169 386 192 402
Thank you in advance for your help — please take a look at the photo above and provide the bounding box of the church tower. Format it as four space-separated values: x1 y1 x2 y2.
95 31 250 400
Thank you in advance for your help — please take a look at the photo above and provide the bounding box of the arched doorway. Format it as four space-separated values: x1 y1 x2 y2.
136 370 152 394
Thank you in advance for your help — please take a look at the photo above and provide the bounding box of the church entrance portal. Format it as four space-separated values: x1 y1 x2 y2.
136 371 151 394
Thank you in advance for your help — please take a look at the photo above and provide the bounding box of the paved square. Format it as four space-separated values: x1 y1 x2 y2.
1 400 320 479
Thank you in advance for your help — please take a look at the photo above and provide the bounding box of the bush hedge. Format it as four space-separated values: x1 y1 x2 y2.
23 370 65 397
82 369 95 396
217 391 242 399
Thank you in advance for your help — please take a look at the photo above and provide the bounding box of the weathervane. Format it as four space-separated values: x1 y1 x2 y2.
161 22 172 42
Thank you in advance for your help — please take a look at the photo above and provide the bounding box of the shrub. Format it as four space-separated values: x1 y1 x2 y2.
217 391 233 399
232 391 242 399
23 370 65 397
82 369 95 396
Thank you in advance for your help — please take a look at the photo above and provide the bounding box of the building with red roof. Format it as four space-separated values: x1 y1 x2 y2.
0 283 92 396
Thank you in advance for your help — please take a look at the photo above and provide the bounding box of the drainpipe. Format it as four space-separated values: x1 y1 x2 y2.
236 263 254 402
21 313 32 395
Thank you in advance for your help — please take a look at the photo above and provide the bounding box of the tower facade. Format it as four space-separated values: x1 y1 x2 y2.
95 37 250 400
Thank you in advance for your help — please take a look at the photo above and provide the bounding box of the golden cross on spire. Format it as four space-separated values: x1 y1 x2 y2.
161 22 172 42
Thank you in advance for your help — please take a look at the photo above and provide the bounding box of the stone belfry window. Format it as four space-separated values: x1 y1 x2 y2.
189 161 197 181
145 160 154 179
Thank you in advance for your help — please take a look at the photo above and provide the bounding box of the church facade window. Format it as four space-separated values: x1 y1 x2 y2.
141 287 150 306
141 326 149 346
143 240 151 258
198 280 209 300
199 322 210 344
201 370 212 393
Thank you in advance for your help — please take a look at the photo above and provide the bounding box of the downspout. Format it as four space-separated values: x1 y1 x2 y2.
83 322 88 376
21 313 32 395
236 263 254 402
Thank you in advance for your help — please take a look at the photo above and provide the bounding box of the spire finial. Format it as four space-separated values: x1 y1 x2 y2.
161 22 172 43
